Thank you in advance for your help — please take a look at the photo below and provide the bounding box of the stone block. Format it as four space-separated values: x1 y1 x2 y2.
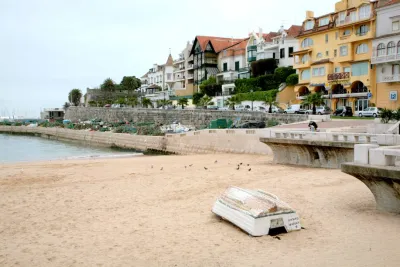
369 148 395 166
354 144 379 164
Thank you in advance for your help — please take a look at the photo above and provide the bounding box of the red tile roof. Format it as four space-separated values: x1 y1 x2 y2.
263 32 279 42
165 54 174 66
195 36 245 53
286 25 302 37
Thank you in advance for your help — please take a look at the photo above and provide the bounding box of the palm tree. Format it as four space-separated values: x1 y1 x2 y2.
63 102 71 109
225 96 241 110
157 99 172 109
199 95 214 108
68 89 82 106
141 97 153 108
302 93 325 115
264 92 279 113
127 97 139 107
177 98 189 109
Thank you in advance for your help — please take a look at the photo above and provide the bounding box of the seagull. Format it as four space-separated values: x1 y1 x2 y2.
236 166 240 170
240 163 243 165
185 166 187 169
204 167 208 170
189 164 193 167
160 167 163 171
248 168 252 172
151 165 153 169
214 160 218 164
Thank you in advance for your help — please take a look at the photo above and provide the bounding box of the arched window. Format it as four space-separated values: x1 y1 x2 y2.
302 54 310 63
301 38 313 48
359 4 371 20
316 53 322 59
387 41 396 55
398 41 400 54
301 69 310 80
377 43 386 57
356 43 368 54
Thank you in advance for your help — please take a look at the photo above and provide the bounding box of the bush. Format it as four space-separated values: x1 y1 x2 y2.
235 89 278 101
251 58 277 77
234 74 280 93
380 108 394 123
393 108 400 121
286 74 299 86
274 67 296 83
192 92 205 105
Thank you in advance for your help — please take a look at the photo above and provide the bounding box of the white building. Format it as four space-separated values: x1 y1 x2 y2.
371 0 400 109
171 41 195 97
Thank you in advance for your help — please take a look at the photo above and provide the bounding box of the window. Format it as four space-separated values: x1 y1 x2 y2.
304 20 315 30
393 21 400 32
280 48 285 58
302 54 310 63
335 32 338 40
167 73 172 80
338 12 346 23
359 5 371 20
316 53 322 59
398 41 400 54
340 45 348 56
301 38 313 48
334 67 341 73
312 67 326 77
334 49 337 57
356 25 369 36
393 64 400 75
289 47 294 57
235 61 240 71
387 41 396 55
343 29 351 36
356 43 368 54
273 52 276 59
344 67 351 73
223 63 228 72
319 17 329 26
325 51 329 56
301 69 311 80
350 11 357 22
377 43 386 56
351 62 369 76
325 34 329 43
253 39 257 45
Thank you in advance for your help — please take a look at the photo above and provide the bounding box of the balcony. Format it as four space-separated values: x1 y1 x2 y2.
294 60 312 69
248 56 257 62
174 76 185 82
247 45 257 51
187 64 194 70
336 14 373 27
372 54 400 64
187 74 194 79
174 67 185 73
327 72 350 81
239 67 250 73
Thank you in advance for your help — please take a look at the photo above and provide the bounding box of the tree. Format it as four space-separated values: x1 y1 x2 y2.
68 89 82 106
302 93 325 115
274 67 296 83
264 90 279 113
101 78 116 93
286 74 299 86
199 76 222 96
115 97 126 105
224 96 241 110
251 58 277 77
63 102 71 109
141 97 153 108
88 101 97 107
127 97 139 107
157 99 172 108
120 76 141 95
199 95 214 108
177 98 189 109
193 92 205 105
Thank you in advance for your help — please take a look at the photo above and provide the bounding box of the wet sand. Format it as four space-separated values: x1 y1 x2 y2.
0 154 399 267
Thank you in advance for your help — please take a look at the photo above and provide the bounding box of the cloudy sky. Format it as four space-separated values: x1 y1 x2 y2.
0 0 337 117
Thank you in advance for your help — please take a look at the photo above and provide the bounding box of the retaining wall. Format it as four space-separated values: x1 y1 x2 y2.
64 107 308 128
0 126 272 156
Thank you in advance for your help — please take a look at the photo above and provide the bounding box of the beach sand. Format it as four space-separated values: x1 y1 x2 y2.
0 154 399 267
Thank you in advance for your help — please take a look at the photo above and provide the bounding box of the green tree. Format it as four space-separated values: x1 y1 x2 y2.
115 97 126 105
157 99 172 108
68 89 82 106
63 102 71 109
193 92 205 105
141 97 153 108
302 93 325 115
177 98 189 109
88 100 97 107
286 74 299 86
199 95 214 108
101 78 116 91
127 96 139 107
274 67 296 83
224 96 241 110
199 76 222 96
251 58 278 77
120 76 141 95
264 90 279 113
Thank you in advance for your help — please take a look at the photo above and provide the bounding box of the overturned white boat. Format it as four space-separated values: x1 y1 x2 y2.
212 187 301 236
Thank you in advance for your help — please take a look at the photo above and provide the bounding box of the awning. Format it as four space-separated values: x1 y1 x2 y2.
291 49 311 56
206 67 219 76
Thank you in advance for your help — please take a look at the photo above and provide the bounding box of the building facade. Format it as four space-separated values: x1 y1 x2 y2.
171 41 195 97
371 0 400 109
293 0 378 114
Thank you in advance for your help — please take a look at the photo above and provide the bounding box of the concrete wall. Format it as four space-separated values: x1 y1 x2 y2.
64 107 308 128
0 126 272 156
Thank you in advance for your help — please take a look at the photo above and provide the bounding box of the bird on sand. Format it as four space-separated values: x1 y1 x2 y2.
204 167 208 170
151 165 153 169
248 168 252 172
189 164 193 167
160 167 163 171
236 166 240 170
214 160 218 164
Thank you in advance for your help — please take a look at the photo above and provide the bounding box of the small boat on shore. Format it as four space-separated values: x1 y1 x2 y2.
212 186 301 236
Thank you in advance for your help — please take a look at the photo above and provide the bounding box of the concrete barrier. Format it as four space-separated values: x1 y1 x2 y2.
342 144 400 213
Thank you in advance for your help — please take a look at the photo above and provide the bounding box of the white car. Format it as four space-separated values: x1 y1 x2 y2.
284 104 301 114
358 107 381 117
304 106 332 115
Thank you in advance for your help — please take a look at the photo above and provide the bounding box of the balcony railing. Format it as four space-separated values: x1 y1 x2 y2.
336 14 372 26
239 67 250 73
248 56 257 62
187 64 194 69
381 75 400 83
187 74 194 79
327 72 350 81
247 45 257 51
372 54 400 64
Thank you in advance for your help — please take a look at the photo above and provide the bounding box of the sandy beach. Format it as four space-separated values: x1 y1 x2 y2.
1 154 399 267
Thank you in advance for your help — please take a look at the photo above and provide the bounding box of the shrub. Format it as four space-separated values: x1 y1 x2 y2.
393 108 400 121
236 89 278 102
274 67 296 83
251 58 277 77
286 74 299 86
192 92 205 105
234 74 280 93
380 108 394 123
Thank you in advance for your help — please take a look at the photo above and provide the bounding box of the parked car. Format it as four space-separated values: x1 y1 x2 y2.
358 107 381 117
302 106 332 115
261 105 284 113
231 120 266 129
206 105 219 110
284 104 301 114
234 105 246 111
104 104 111 108
218 107 230 111
333 106 353 117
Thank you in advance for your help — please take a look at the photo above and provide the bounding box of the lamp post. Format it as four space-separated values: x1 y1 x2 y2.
251 89 254 111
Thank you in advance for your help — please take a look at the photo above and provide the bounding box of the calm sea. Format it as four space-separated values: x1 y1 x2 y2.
0 133 142 164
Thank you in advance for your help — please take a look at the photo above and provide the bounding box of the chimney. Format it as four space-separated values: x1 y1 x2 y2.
259 27 263 38
306 11 314 19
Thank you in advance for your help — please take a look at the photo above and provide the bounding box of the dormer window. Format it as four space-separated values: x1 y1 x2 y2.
304 20 315 31
319 17 329 27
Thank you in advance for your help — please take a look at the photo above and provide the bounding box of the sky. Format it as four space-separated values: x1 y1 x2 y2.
0 0 338 117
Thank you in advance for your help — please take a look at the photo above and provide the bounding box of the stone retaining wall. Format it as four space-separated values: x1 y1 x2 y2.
0 126 272 156
64 107 308 128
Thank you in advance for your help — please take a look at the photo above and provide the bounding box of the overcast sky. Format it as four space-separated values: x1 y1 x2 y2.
0 0 337 117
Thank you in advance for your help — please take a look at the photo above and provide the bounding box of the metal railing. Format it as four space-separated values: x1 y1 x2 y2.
336 14 372 26
327 72 350 81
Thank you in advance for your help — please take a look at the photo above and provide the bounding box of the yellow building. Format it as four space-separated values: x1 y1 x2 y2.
293 0 378 114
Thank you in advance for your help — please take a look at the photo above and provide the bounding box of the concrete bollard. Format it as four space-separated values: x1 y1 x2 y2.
354 144 380 165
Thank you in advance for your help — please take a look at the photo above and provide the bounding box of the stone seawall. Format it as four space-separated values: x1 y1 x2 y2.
64 107 308 128
0 126 272 156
